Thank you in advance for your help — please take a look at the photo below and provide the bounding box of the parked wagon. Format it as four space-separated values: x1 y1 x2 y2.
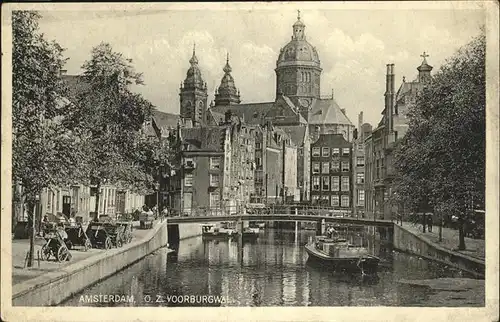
40 228 72 262
103 223 126 247
116 221 133 244
64 225 92 251
86 222 114 249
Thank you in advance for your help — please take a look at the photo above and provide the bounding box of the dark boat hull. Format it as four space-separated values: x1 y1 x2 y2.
304 244 379 274
202 232 237 239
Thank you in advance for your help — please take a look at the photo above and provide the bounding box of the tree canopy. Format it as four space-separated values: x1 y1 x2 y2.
393 31 485 247
12 11 84 199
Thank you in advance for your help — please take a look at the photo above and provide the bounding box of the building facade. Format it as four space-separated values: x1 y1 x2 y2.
352 112 373 218
310 134 353 215
365 56 433 220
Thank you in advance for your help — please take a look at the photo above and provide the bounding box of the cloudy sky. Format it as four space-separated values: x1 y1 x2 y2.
35 3 485 126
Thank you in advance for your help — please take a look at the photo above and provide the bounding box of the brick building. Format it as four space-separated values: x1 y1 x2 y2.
310 134 353 215
365 55 433 220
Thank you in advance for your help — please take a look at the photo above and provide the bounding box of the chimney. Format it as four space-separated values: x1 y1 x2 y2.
358 112 364 130
385 64 395 132
390 64 395 132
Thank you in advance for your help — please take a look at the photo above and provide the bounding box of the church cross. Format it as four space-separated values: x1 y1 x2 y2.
421 52 429 59
297 10 301 20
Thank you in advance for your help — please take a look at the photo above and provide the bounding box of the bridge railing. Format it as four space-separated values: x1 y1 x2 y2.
170 204 355 218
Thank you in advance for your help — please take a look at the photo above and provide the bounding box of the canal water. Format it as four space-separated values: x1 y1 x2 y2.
62 228 478 307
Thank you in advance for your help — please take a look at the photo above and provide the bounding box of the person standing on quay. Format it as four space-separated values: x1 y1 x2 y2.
427 214 433 232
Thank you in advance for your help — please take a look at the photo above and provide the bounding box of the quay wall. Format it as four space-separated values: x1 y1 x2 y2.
13 221 171 306
393 224 485 278
179 223 202 240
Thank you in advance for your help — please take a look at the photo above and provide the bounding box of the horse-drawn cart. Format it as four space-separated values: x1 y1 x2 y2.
86 222 113 249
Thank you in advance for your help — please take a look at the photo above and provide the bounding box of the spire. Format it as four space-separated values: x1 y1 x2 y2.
189 43 198 65
297 9 301 20
214 54 240 106
223 52 232 74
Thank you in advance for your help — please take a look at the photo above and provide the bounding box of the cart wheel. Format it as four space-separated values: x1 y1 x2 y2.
57 246 69 262
116 238 123 248
40 244 51 261
105 237 112 250
84 239 92 251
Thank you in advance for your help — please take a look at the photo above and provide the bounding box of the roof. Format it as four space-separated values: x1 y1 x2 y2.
278 125 307 147
311 133 351 148
308 98 353 126
180 127 225 151
211 102 274 125
207 109 225 126
152 110 179 130
396 81 424 103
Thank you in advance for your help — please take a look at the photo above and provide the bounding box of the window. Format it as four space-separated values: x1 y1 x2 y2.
256 142 262 149
358 190 365 206
312 162 320 174
341 176 349 191
312 195 320 204
331 195 340 207
322 147 330 157
342 148 350 155
356 172 365 184
312 147 320 157
321 195 329 206
356 157 365 167
322 162 329 174
341 161 350 172
331 161 340 172
256 157 262 167
332 148 340 156
322 176 330 191
184 174 193 186
312 176 320 191
210 157 220 170
341 195 350 207
331 176 340 191
210 192 220 209
210 174 219 187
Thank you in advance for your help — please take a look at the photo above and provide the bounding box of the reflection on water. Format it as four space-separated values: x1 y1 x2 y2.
62 228 471 307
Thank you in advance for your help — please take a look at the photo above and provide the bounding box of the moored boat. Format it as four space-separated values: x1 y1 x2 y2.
201 223 238 239
242 227 260 240
305 236 380 275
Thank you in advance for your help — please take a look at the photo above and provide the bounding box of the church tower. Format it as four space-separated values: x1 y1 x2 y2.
275 11 322 104
417 52 433 84
180 44 208 127
214 53 241 106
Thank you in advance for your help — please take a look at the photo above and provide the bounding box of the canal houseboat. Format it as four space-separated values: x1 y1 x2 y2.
305 235 380 275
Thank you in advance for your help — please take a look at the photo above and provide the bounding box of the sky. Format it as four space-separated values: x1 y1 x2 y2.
35 3 485 126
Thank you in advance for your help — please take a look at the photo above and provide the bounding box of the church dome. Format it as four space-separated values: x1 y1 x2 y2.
276 12 320 68
277 40 320 66
183 45 205 89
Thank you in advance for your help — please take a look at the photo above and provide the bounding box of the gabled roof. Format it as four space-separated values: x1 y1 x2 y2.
308 98 353 126
180 127 225 151
207 109 225 126
311 133 351 148
152 110 179 130
278 125 307 147
396 81 424 103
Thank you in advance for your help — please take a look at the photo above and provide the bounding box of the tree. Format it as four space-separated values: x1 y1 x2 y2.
68 43 169 218
12 11 84 266
393 30 485 250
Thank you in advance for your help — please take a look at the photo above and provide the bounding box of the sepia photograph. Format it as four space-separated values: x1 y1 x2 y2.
1 2 498 321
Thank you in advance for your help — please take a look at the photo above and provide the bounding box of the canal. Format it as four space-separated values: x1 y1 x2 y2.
62 227 480 307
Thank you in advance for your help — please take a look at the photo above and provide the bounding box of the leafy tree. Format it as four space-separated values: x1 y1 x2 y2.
68 43 170 217
12 11 83 266
393 31 485 250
